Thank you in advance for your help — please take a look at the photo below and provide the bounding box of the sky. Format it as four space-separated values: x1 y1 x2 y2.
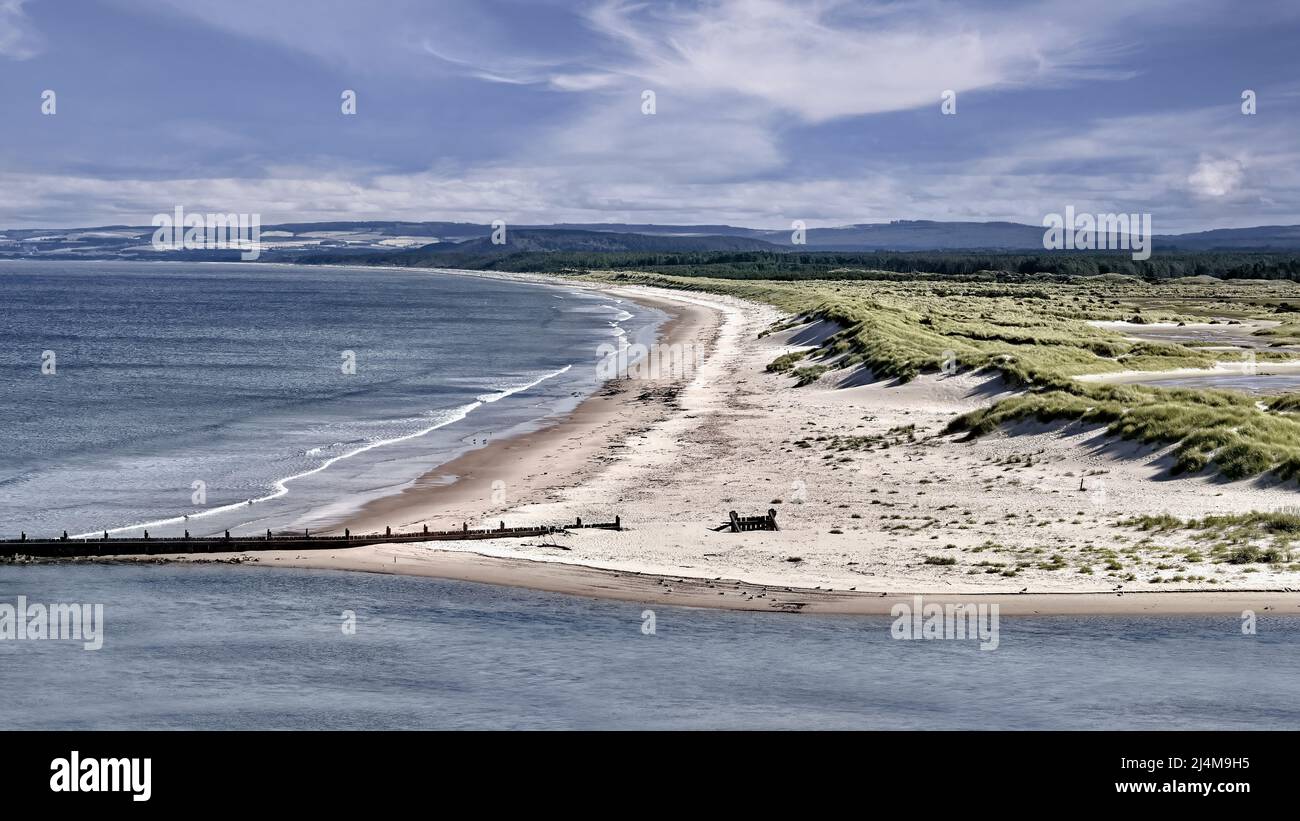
1 0 1299 231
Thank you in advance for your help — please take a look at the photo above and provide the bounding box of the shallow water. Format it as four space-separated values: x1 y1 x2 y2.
1135 373 1300 395
1 564 1296 730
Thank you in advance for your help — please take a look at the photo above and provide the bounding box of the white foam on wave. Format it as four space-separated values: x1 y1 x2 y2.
603 300 635 343
476 363 571 403
74 364 576 538
590 298 634 320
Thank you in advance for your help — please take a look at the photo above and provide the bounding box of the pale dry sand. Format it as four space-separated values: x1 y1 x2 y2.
136 272 1300 614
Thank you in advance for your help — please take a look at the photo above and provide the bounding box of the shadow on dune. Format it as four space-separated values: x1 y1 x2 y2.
785 317 845 348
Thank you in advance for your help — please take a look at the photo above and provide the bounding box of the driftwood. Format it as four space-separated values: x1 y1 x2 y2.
725 508 779 532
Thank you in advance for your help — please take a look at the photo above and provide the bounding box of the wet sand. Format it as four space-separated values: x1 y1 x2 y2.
106 543 1300 616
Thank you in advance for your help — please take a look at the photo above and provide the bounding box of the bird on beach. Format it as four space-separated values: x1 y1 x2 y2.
1019 587 1028 593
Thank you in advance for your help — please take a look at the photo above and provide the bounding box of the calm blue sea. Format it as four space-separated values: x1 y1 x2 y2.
0 261 662 539
2 564 1297 730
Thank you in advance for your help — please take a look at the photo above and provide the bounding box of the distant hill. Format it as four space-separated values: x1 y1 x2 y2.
402 220 1300 253
6 219 1300 260
540 222 764 238
1154 225 1300 251
529 220 1300 252
753 220 1049 250
415 228 784 255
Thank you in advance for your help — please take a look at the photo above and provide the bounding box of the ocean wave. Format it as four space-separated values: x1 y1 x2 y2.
73 364 576 538
475 364 571 403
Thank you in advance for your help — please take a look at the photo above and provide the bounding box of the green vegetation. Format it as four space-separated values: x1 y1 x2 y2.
791 365 830 386
1120 511 1300 563
766 351 807 373
1124 510 1300 537
1266 393 1300 413
301 248 1300 283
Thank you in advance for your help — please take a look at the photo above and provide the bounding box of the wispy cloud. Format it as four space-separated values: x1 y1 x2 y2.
557 0 1101 121
0 0 43 59
6 101 1293 231
2 0 1298 230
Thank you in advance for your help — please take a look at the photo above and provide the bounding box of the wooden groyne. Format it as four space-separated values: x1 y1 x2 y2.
0 516 622 559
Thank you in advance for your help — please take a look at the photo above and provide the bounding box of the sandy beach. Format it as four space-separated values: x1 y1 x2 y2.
334 282 719 536
121 271 1300 615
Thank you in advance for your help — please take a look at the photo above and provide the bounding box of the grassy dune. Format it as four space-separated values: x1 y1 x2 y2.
948 385 1300 480
1122 511 1300 566
588 271 1300 482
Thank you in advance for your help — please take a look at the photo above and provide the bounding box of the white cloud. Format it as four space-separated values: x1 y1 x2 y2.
5 0 1299 231
5 105 1295 231
0 0 43 59
556 0 1144 122
1187 156 1245 198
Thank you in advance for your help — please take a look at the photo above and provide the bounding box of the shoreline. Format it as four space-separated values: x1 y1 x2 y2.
62 267 664 540
333 281 720 535
91 268 1300 615
87 545 1300 616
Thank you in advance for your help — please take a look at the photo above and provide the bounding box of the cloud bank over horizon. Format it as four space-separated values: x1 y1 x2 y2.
1 0 1298 231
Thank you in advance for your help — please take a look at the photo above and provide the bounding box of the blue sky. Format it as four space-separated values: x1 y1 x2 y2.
1 0 1298 230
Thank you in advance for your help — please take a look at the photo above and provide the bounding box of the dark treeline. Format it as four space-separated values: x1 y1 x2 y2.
293 248 1300 282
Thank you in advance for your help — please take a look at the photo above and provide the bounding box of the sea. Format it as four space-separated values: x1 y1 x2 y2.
0 260 662 539
2 564 1297 730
